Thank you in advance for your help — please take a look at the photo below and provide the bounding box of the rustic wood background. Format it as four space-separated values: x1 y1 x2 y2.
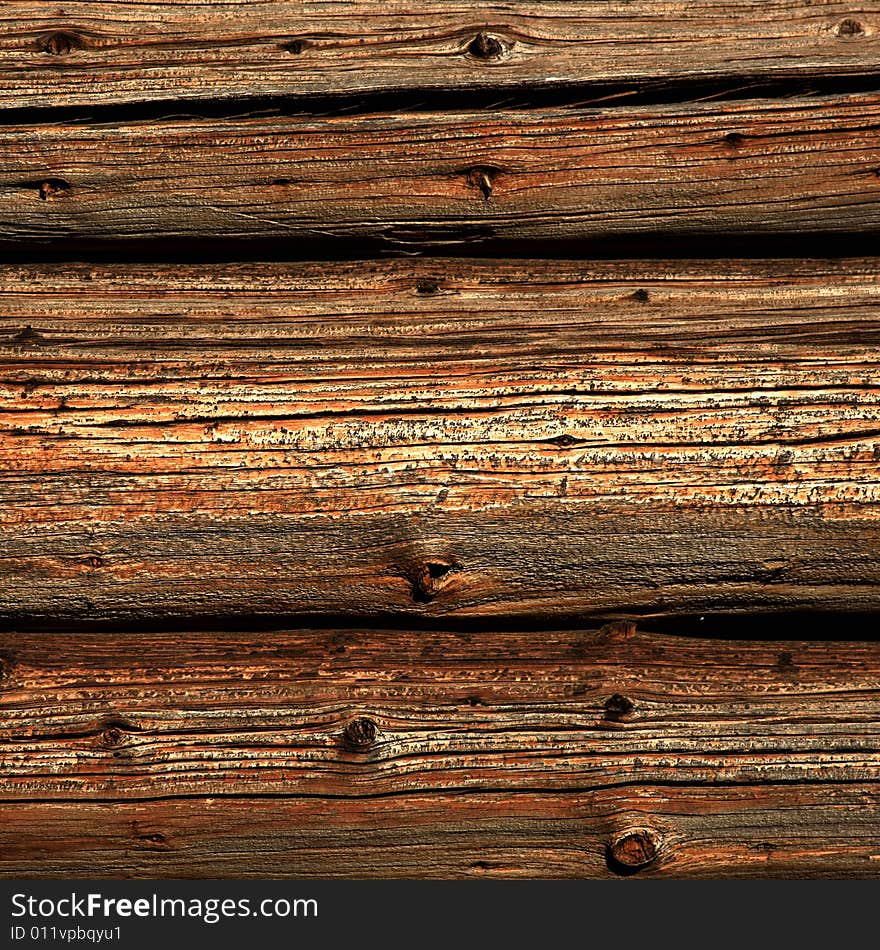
1 1 879 878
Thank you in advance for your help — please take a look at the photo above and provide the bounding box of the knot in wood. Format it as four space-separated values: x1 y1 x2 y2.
282 38 308 54
466 32 505 60
101 726 125 748
38 179 70 201
140 832 167 846
133 826 170 849
416 278 441 296
328 632 353 655
40 31 82 55
343 716 377 752
411 560 456 602
608 829 660 874
466 167 494 199
603 693 635 721
836 18 864 37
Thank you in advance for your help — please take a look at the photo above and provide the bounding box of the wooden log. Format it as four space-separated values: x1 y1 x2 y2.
1 258 879 622
1 624 878 877
0 2 877 109
5 787 880 879
2 94 880 248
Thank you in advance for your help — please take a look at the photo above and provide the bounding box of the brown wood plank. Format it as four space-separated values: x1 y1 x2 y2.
0 2 877 109
1 624 878 877
5 787 879 879
2 258 879 622
3 94 880 248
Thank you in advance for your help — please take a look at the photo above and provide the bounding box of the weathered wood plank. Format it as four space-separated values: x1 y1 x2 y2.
3 94 880 248
1 258 879 622
2 624 879 798
1 624 878 877
5 787 879 879
0 2 877 109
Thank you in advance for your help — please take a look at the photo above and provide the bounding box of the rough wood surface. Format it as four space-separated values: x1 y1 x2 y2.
1 258 879 622
2 0 878 887
0 2 877 109
1 623 878 877
4 94 880 248
6 787 879 879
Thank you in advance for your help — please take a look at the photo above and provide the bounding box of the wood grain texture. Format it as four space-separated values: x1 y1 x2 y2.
2 0 877 888
6 787 879 879
1 258 879 622
1 623 879 877
4 93 880 248
0 2 878 109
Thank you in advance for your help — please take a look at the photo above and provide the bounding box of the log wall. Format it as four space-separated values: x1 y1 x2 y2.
1 1 879 878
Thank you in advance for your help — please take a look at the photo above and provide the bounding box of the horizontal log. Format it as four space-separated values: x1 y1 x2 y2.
5 787 880 879
2 94 880 247
2 258 879 622
1 624 879 877
1 2 879 109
